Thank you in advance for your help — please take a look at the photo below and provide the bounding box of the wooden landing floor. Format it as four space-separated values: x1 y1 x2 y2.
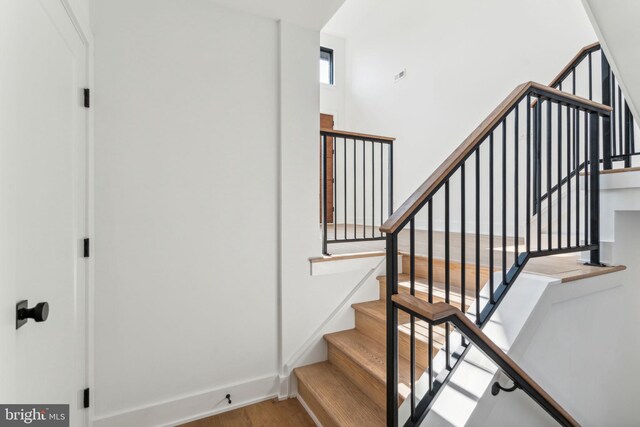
322 225 625 282
179 398 314 427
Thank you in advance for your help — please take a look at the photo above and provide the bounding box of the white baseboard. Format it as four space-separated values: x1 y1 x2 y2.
92 374 279 427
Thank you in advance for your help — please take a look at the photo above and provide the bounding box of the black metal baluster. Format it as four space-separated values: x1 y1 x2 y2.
619 86 623 157
460 163 466 346
602 53 613 170
475 149 481 324
557 103 562 249
612 75 617 156
409 219 416 420
334 137 337 241
380 143 383 237
584 111 589 247
344 138 347 240
389 144 394 218
502 120 507 284
536 102 542 251
533 103 539 217
526 95 531 254
372 142 376 233
353 139 357 239
575 110 580 244
588 112 600 265
625 102 633 167
363 140 366 238
547 101 552 251
630 111 636 155
428 200 434 391
322 134 328 255
572 69 576 95
588 52 593 101
445 181 451 369
567 105 572 247
514 105 519 265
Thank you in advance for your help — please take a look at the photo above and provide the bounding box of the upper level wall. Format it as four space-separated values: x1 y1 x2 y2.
324 0 596 223
320 32 347 128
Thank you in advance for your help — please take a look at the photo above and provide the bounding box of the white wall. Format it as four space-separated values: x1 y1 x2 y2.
324 0 597 228
278 20 385 389
470 266 639 426
67 0 91 33
469 210 640 426
91 0 280 422
91 0 376 423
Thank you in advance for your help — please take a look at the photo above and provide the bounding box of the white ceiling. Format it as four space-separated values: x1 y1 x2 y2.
208 0 345 30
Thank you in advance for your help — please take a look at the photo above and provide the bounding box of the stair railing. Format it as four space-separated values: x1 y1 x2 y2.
537 42 638 209
380 81 611 426
543 42 637 169
320 129 394 255
392 293 579 427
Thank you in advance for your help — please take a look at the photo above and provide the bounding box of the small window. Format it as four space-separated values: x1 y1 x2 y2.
320 47 334 85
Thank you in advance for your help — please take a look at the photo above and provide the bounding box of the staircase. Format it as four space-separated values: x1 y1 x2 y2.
295 255 474 426
296 42 636 426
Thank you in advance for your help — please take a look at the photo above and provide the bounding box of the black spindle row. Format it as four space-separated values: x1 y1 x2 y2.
320 130 394 255
548 45 638 170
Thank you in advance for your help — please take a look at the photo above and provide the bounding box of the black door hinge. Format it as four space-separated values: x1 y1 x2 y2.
83 88 90 108
83 238 90 258
83 388 90 408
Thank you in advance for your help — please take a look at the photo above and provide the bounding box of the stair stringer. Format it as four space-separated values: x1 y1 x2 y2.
467 266 631 426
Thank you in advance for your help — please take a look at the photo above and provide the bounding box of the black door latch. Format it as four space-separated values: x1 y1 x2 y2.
16 300 49 329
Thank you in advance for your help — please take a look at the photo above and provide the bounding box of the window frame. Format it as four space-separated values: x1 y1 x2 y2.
320 46 334 85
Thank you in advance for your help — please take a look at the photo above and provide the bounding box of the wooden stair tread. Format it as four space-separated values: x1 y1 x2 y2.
325 329 413 394
595 166 640 175
294 362 386 427
352 300 447 346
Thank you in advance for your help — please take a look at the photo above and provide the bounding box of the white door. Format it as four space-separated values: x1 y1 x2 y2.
0 0 89 426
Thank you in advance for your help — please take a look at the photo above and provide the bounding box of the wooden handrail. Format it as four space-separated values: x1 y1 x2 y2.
531 42 601 108
548 42 600 90
380 81 611 234
320 128 395 143
392 294 580 427
392 293 458 322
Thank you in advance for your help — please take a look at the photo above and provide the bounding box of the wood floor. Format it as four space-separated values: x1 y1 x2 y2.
179 399 314 427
